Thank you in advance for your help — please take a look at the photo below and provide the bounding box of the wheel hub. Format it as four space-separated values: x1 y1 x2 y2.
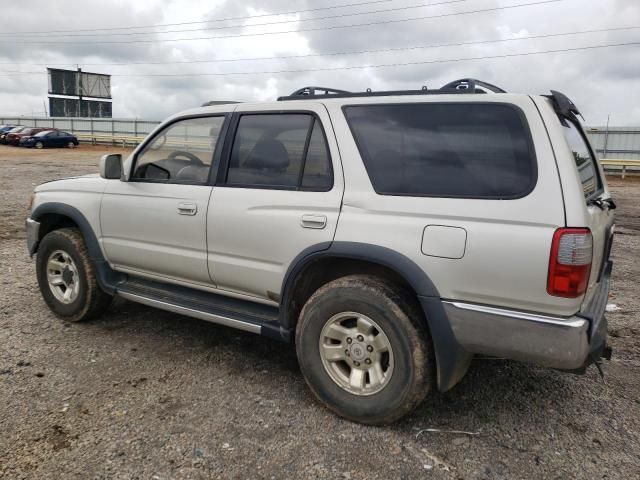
46 250 80 304
319 311 394 396
349 342 367 361
61 267 74 285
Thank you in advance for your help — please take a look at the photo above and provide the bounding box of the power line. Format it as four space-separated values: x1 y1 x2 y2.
1 41 637 77
1 0 567 45
0 0 473 38
0 0 393 36
1 25 636 67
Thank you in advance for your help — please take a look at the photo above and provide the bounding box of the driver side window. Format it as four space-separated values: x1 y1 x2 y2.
133 116 225 184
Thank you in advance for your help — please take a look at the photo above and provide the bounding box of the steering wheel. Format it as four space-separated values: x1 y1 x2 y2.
168 150 203 165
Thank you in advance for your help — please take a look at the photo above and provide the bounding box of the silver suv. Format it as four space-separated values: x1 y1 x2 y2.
26 79 615 424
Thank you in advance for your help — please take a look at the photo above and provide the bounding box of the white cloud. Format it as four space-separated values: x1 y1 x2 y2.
0 0 639 125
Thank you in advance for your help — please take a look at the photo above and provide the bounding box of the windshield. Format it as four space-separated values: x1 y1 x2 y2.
9 127 25 133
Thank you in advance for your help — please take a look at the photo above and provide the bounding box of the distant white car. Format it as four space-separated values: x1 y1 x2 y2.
26 79 615 424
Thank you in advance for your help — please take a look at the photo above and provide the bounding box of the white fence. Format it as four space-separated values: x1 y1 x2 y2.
0 116 160 146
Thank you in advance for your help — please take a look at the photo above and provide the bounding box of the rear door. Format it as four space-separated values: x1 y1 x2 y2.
556 116 614 304
532 96 615 308
206 102 343 300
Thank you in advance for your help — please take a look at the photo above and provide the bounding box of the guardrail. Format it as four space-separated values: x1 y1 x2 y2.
601 159 640 179
76 133 147 148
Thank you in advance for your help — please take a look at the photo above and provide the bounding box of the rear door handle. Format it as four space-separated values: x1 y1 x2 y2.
301 214 327 229
177 201 197 216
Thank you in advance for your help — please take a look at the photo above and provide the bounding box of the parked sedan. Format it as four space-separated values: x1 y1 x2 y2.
20 130 79 149
0 126 25 144
7 127 56 146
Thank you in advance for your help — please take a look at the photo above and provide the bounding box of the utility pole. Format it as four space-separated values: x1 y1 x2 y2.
603 114 610 159
43 99 48 117
77 66 83 117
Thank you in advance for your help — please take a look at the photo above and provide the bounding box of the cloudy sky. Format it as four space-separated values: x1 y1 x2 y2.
0 0 638 125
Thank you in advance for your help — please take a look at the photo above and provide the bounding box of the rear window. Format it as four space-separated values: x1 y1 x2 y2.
344 103 536 198
561 120 601 199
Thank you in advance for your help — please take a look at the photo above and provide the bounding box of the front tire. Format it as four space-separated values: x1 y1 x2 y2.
35 141 44 149
296 275 435 424
36 228 112 322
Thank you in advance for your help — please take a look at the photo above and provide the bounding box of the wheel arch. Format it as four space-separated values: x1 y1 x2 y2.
30 202 124 294
280 242 472 392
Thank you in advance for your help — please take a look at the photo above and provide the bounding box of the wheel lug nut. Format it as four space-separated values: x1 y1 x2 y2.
365 359 371 365
346 337 352 344
357 335 364 342
366 345 373 352
345 350 350 356
354 361 360 367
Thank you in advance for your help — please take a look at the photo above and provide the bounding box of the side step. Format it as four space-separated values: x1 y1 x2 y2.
116 278 287 341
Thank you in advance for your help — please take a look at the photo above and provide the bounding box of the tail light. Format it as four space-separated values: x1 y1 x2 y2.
547 228 592 298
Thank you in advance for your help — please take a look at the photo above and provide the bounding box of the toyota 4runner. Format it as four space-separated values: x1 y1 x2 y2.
26 79 615 424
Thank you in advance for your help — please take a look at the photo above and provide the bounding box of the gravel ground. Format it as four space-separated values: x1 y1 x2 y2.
1 145 639 480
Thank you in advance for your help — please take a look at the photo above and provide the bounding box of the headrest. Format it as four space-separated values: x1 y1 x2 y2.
244 139 289 170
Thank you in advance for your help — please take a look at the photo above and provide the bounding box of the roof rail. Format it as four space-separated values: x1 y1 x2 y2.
278 78 506 101
201 100 241 107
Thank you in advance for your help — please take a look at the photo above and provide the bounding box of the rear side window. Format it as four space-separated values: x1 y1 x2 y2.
561 120 601 199
225 114 333 190
344 103 536 198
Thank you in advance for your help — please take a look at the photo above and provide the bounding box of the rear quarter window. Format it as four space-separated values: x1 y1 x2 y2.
343 103 537 198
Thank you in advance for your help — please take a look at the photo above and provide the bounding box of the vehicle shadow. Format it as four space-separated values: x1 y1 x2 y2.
93 297 602 431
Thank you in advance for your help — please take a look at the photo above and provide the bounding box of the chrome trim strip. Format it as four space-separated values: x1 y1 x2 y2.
442 301 586 328
118 291 262 334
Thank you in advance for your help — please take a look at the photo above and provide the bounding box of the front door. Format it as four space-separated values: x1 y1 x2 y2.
206 104 344 301
100 114 228 287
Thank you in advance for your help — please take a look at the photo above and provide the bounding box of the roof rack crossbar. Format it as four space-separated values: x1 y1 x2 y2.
439 78 506 94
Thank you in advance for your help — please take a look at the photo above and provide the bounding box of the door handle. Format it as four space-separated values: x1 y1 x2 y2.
301 214 327 229
177 202 197 216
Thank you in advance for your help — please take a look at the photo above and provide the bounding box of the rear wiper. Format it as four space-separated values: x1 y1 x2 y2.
588 197 616 210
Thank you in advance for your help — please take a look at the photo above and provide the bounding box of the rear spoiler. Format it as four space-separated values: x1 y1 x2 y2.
544 90 584 122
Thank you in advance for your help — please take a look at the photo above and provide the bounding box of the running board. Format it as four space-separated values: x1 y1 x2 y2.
116 278 287 341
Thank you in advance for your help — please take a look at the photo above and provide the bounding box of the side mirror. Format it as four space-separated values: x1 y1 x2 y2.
99 154 122 179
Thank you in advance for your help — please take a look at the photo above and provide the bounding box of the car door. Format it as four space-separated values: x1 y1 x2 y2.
100 114 229 287
206 103 344 300
50 131 64 147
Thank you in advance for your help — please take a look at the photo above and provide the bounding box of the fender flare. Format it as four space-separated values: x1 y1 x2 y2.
280 241 472 392
30 202 124 294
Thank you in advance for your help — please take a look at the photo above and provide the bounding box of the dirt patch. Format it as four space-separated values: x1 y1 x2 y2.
1 146 639 479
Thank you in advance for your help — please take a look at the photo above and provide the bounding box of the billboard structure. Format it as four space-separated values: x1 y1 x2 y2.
49 97 113 118
47 68 112 118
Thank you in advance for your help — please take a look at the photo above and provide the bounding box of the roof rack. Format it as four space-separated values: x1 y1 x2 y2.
277 78 506 101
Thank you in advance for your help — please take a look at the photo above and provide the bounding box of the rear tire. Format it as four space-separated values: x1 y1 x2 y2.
67 142 75 148
296 275 435 424
36 228 112 322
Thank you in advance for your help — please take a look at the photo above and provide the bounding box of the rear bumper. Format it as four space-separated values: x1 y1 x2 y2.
442 264 611 370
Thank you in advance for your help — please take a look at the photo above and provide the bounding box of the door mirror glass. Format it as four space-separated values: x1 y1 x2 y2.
100 154 122 179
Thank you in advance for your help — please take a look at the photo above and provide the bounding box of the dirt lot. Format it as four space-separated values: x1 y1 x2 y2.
1 145 639 479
